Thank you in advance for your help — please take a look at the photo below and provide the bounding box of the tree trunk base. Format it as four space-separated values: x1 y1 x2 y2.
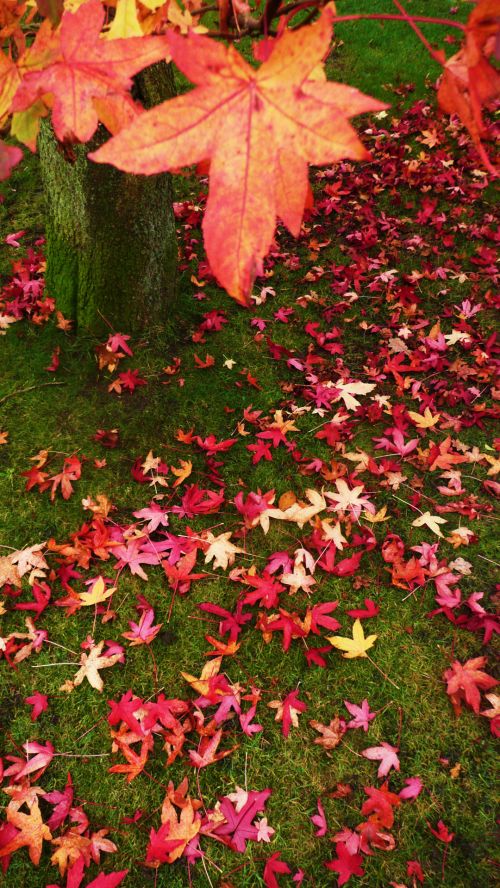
39 64 177 336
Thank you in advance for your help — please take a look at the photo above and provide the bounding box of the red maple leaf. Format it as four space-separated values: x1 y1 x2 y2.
325 841 365 885
172 484 224 518
263 851 292 887
48 455 82 502
242 570 284 609
268 689 307 738
347 598 380 619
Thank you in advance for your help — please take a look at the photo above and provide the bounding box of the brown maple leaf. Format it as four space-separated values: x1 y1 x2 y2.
309 716 346 749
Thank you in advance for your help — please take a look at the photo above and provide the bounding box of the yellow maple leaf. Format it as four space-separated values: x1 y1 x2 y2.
363 505 389 523
408 407 441 428
77 576 116 607
327 618 377 659
412 511 447 537
105 0 143 39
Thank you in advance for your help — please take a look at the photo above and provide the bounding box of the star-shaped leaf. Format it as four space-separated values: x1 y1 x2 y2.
0 798 52 865
70 641 122 693
412 511 447 537
327 619 377 659
90 6 384 302
12 0 170 143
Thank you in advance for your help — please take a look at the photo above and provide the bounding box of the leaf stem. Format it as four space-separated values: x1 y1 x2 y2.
365 654 400 690
390 0 445 64
275 4 466 34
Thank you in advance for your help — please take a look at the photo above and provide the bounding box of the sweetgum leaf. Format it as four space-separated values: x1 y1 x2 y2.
90 6 385 303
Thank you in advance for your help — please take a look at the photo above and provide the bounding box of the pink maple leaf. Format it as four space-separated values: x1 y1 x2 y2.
311 798 327 837
43 773 74 830
373 428 419 457
344 699 376 732
107 333 133 356
24 692 49 721
255 817 275 843
362 742 400 777
122 608 162 646
133 502 170 533
399 777 423 800
113 538 160 580
5 230 25 247
5 740 54 780
433 571 461 609
239 705 263 737
213 789 271 853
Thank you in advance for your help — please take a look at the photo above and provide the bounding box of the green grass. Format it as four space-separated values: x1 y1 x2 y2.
1 3 498 886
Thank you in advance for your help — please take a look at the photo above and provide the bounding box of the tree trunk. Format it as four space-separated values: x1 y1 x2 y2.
38 64 177 335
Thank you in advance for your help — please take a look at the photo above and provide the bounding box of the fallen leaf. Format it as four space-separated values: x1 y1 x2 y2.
327 619 377 659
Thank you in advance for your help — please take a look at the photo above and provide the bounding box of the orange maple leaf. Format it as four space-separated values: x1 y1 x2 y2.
0 798 52 865
11 0 170 142
428 437 468 471
90 6 385 302
109 736 152 782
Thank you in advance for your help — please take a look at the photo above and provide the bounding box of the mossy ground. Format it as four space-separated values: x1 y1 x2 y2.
0 3 498 887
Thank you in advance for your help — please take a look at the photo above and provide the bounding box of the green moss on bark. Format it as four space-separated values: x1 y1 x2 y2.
39 63 177 335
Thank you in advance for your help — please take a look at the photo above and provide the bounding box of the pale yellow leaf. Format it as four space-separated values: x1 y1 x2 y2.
327 618 377 659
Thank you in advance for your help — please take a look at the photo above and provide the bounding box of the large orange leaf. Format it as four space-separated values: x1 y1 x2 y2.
0 798 52 865
437 0 500 171
90 7 385 303
11 0 170 142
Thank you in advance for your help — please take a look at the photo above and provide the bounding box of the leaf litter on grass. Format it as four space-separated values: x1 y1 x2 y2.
0 90 499 887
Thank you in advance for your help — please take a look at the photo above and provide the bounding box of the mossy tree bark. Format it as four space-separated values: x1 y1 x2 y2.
38 64 177 335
